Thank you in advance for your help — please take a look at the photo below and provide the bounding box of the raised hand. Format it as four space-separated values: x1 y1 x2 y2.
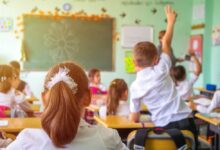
165 5 177 25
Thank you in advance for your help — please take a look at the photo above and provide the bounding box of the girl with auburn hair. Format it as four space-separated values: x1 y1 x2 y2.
106 79 129 116
6 62 128 150
0 65 26 117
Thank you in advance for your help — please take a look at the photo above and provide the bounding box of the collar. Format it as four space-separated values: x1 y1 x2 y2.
137 67 153 78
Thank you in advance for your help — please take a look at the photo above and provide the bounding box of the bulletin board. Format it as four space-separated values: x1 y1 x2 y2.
121 25 154 48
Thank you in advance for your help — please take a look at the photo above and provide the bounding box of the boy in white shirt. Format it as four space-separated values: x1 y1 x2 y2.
172 49 201 100
129 5 198 148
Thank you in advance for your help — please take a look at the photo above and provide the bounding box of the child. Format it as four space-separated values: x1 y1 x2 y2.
6 62 128 150
88 68 107 95
157 30 177 67
0 65 26 117
9 61 33 97
106 79 129 116
189 91 220 113
129 5 198 147
172 49 201 100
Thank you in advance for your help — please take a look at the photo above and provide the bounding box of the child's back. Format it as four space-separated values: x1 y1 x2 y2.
172 50 201 100
130 50 191 126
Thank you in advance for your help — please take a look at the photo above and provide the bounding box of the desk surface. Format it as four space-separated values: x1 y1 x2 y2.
195 113 220 126
26 97 39 102
0 118 41 132
194 87 215 94
94 115 154 129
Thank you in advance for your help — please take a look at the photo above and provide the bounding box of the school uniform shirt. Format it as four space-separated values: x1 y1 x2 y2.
197 91 220 113
6 119 128 150
130 53 191 127
100 100 130 117
176 73 198 100
0 88 25 108
116 101 130 117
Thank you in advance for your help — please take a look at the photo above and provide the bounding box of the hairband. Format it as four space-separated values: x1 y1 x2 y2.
46 67 78 94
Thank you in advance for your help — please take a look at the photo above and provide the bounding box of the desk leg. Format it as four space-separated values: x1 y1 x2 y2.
210 124 220 150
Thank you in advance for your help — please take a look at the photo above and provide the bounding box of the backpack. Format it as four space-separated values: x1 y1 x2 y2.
133 127 193 150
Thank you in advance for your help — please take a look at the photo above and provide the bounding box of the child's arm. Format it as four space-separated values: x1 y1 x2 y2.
162 5 177 57
130 112 140 122
189 49 201 76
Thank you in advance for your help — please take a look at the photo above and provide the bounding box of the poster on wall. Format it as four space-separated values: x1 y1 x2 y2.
0 18 13 32
124 50 135 73
121 25 153 48
189 34 203 72
212 25 220 46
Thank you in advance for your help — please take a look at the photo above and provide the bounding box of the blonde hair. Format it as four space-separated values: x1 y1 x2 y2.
133 41 158 67
107 79 128 115
41 62 90 148
0 65 13 93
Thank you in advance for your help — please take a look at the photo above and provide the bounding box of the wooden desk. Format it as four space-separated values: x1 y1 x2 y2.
194 87 215 98
94 115 154 129
26 97 39 104
195 113 220 150
0 118 41 133
4 104 41 116
86 105 99 113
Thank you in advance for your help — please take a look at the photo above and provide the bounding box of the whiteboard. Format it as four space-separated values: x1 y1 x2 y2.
121 25 153 48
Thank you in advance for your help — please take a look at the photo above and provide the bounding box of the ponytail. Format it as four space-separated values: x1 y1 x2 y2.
107 79 128 115
41 81 81 148
107 85 120 115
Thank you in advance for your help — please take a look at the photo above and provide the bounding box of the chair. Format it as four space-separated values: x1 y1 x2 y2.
127 129 195 150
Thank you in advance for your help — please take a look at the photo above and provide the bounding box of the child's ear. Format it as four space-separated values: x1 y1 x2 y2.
81 89 91 107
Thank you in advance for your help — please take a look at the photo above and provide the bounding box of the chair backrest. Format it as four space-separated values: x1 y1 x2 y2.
127 130 195 150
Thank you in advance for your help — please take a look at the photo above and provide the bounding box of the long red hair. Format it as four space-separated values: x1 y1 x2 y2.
41 62 90 148
107 79 128 115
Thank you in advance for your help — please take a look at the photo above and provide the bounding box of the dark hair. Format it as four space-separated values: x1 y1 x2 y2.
158 30 166 40
88 68 100 82
107 79 128 115
42 62 90 148
172 65 186 81
133 41 158 67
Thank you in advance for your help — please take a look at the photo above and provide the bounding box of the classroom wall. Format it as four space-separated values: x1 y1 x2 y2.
209 0 220 86
0 0 193 98
191 0 205 88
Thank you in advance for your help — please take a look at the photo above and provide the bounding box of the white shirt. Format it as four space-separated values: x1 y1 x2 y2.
176 73 198 100
100 100 130 117
0 88 25 108
197 91 220 113
130 53 191 126
116 101 130 117
6 119 128 150
23 84 33 97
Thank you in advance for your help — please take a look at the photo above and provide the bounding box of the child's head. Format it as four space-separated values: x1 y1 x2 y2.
107 79 128 115
172 65 186 82
88 68 100 84
41 61 91 148
0 65 14 93
133 41 158 69
10 61 20 72
158 30 166 43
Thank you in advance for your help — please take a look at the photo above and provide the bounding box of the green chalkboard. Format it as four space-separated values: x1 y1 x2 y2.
23 15 114 71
